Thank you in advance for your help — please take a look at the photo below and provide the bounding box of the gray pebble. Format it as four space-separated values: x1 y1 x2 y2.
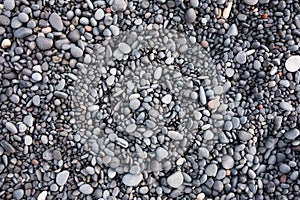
279 164 291 174
235 51 247 64
0 140 16 154
129 98 140 110
67 30 80 42
13 189 24 200
279 101 294 111
167 171 184 188
243 0 258 5
36 37 53 50
18 13 29 23
284 129 299 140
54 91 68 99
112 0 128 11
5 122 18 133
79 184 94 195
49 13 64 31
4 0 15 10
205 164 218 177
122 173 143 186
228 24 238 36
168 130 183 140
71 46 83 58
185 8 196 23
31 72 42 82
221 155 234 169
23 115 34 127
238 131 253 141
56 170 70 186
95 9 105 20
118 42 131 54
14 27 32 38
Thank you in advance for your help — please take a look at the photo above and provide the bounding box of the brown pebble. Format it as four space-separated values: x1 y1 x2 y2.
208 99 220 109
85 25 92 32
262 13 268 19
42 27 52 34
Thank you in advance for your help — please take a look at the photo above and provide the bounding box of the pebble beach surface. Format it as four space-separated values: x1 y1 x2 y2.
1 0 300 199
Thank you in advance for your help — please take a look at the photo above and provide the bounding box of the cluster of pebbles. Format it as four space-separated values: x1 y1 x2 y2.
1 0 300 199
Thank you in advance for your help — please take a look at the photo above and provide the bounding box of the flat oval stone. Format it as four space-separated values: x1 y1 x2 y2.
5 122 17 133
49 13 63 31
36 37 53 50
185 8 196 23
126 124 136 133
79 184 94 195
284 129 300 140
167 130 183 140
167 171 184 188
285 55 300 72
118 42 131 54
122 173 143 186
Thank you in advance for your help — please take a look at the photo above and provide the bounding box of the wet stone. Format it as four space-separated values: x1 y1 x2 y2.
5 122 18 133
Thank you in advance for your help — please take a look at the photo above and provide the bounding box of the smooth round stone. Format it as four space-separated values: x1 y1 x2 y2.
56 170 70 186
126 124 136 133
24 135 33 146
79 184 94 195
221 155 234 169
4 0 15 10
167 171 184 188
284 129 300 140
154 67 162 80
185 8 196 23
285 55 300 72
14 27 32 39
205 164 218 177
225 68 235 77
243 0 258 5
198 147 209 158
235 51 247 64
279 164 291 174
95 9 105 20
238 131 253 141
203 130 214 140
118 42 131 54
129 99 140 110
122 173 143 186
112 0 127 11
13 189 24 200
224 121 233 131
213 180 224 192
161 94 172 104
71 46 83 58
32 72 42 82
18 13 29 23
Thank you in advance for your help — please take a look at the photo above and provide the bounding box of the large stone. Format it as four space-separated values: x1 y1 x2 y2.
167 171 184 188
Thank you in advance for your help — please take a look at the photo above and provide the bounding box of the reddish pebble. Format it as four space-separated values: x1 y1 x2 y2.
262 13 268 19
258 104 263 109
278 71 282 77
85 26 92 32
106 7 111 13
201 40 209 48
32 159 39 165
280 175 286 182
